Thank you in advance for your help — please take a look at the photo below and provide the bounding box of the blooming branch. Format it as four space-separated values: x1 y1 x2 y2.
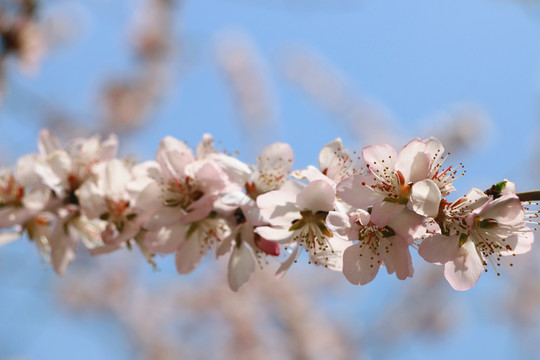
0 129 537 291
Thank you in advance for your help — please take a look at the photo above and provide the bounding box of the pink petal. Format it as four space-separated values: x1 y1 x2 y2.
175 237 206 274
50 226 78 276
443 239 484 291
336 174 385 209
257 142 294 177
255 235 281 256
370 201 403 228
342 243 380 285
156 136 194 181
418 234 460 264
144 223 187 254
481 194 524 225
381 236 413 280
501 226 533 255
387 208 423 240
362 144 397 177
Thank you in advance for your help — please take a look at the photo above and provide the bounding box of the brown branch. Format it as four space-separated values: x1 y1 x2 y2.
517 191 540 202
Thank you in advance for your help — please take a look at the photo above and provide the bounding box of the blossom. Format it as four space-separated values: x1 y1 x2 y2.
76 159 157 253
418 189 533 290
32 129 118 200
0 157 50 229
293 138 363 187
326 207 422 285
214 142 294 289
255 179 349 273
141 135 229 228
337 137 460 219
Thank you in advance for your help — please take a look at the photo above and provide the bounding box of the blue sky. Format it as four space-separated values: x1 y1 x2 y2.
1 0 540 358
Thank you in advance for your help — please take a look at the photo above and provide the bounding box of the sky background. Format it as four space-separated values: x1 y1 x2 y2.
2 0 540 358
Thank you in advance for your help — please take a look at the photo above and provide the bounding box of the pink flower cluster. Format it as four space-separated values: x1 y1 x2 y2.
0 130 535 291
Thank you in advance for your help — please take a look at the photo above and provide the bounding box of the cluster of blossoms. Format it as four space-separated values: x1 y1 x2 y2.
0 130 536 291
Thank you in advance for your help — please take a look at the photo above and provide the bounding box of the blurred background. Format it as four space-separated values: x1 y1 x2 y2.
2 0 540 359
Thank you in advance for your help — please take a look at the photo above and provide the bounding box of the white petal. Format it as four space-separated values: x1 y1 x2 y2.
99 134 119 161
311 236 349 271
22 187 50 211
102 159 131 199
409 179 441 217
196 133 215 159
318 138 350 183
295 179 335 212
325 211 352 237
16 154 42 187
396 138 429 183
38 129 62 156
209 153 251 185
254 226 293 243
256 190 299 226
228 242 256 291
76 181 106 219
276 246 299 278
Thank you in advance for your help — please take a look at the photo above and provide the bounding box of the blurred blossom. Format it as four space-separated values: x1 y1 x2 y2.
0 12 45 75
59 256 361 360
100 0 178 133
420 105 493 154
215 31 276 147
281 47 399 147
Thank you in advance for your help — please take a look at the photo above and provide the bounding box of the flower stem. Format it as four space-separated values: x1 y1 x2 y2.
516 191 540 202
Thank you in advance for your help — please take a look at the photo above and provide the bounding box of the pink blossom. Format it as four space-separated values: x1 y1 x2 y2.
419 189 533 290
326 207 422 285
337 138 459 218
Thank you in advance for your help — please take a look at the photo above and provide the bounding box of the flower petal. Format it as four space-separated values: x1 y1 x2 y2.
396 138 429 183
228 242 256 291
175 238 205 274
295 179 335 212
336 174 384 209
418 234 460 264
342 243 380 285
362 144 397 177
409 179 441 217
443 239 484 291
